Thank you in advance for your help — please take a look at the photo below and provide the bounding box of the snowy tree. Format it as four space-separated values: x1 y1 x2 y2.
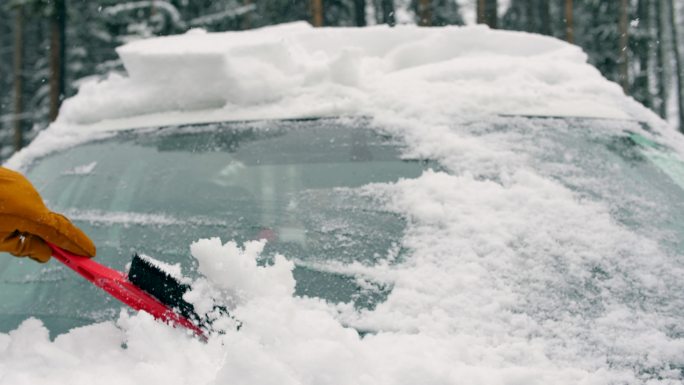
320 0 353 26
411 0 464 26
100 1 187 43
3 0 54 154
477 0 497 28
629 0 653 109
502 0 550 35
374 0 395 25
667 0 683 131
501 0 678 128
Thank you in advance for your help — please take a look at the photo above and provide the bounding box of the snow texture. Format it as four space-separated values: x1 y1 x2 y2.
2 23 683 385
4 22 667 171
61 161 97 176
136 254 184 281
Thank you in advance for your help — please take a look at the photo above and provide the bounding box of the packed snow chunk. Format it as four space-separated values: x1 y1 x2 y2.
187 238 295 304
57 22 634 127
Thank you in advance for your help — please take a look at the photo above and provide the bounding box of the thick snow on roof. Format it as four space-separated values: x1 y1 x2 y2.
61 22 635 127
7 22 669 170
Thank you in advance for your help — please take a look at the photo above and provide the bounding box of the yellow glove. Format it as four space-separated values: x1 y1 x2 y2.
0 167 96 263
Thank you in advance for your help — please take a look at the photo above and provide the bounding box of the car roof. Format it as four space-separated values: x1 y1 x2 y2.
59 22 648 126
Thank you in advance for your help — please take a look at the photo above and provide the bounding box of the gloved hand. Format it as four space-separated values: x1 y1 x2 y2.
0 167 95 263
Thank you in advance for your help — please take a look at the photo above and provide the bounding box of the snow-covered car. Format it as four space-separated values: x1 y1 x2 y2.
1 23 683 385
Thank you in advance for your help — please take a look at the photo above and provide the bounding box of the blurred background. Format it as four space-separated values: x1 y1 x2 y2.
0 0 683 162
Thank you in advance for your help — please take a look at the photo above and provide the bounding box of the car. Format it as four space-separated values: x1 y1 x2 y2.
1 23 682 384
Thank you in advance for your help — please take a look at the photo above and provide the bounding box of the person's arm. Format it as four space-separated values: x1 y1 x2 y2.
0 167 95 263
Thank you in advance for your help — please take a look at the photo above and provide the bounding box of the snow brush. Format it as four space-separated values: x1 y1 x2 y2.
48 243 222 340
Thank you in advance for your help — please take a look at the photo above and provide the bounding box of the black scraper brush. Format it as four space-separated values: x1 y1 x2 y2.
127 254 203 326
48 243 236 339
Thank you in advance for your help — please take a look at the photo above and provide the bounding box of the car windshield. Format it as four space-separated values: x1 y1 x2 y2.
0 118 435 335
499 117 684 254
1 116 683 355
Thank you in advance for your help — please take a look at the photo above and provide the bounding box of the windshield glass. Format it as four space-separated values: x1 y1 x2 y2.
462 117 684 351
498 117 684 254
0 118 434 335
2 116 683 355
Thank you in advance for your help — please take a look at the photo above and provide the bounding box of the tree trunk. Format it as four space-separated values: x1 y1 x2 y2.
311 0 323 27
354 0 366 27
477 0 497 28
13 6 24 152
634 0 652 108
380 0 395 26
618 0 629 93
655 0 667 118
49 0 66 122
540 0 551 35
242 0 253 29
525 0 534 32
667 0 684 131
565 0 574 43
418 0 431 26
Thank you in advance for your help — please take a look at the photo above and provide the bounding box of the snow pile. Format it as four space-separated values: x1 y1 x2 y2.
183 239 294 315
7 22 665 171
60 22 632 126
4 224 681 385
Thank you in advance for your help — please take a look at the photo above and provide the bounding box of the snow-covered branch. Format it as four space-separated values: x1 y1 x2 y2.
188 4 256 27
103 1 186 29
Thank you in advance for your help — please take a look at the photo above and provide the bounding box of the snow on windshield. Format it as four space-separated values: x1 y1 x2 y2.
2 24 684 385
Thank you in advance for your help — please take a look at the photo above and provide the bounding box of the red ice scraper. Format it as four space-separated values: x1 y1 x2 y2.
48 243 206 338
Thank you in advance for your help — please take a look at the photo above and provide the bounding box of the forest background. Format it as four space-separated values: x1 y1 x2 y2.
1 0 683 161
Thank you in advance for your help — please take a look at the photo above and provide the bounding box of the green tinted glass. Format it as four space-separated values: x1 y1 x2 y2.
0 119 433 335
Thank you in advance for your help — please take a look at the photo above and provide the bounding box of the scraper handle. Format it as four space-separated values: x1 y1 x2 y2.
48 243 205 338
